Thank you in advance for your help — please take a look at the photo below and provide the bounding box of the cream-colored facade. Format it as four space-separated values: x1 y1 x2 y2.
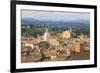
47 34 59 47
60 29 71 39
74 42 81 53
79 33 85 44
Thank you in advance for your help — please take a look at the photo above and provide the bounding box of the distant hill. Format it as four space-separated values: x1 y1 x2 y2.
21 18 90 36
22 18 90 30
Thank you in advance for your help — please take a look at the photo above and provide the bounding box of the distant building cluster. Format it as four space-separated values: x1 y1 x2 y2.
21 26 90 62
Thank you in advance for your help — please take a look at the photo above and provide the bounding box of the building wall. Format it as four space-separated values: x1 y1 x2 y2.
74 42 81 53
60 30 71 39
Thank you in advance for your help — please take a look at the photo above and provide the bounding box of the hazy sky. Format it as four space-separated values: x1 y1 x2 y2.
22 10 90 21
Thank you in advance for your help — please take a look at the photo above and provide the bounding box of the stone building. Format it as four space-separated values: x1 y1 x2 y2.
60 28 72 39
74 41 81 53
47 33 60 47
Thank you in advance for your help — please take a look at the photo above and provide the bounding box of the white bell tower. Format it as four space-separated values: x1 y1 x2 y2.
43 27 49 41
